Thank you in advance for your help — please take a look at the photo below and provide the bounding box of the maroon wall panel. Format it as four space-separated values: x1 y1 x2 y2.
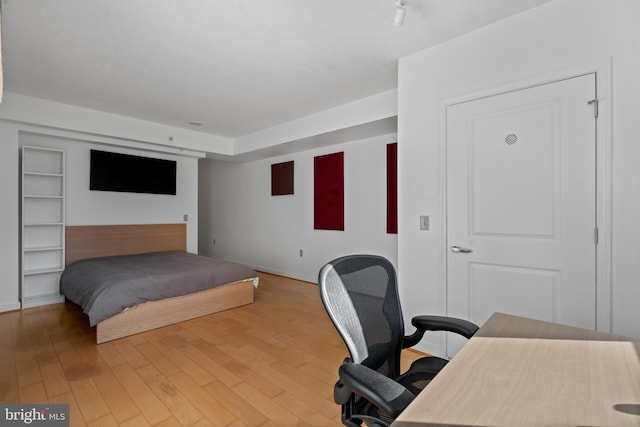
271 161 294 195
387 142 398 234
314 152 344 230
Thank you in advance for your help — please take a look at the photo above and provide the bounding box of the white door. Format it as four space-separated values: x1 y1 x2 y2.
446 74 597 353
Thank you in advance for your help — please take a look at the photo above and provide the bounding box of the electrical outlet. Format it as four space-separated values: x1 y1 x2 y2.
299 249 303 257
183 214 189 222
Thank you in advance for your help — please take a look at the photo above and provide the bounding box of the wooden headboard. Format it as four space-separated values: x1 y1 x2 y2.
65 224 187 266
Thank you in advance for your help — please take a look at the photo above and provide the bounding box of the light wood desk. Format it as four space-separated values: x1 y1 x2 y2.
392 312 640 427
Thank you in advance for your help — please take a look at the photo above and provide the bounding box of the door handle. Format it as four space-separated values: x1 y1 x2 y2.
450 245 473 253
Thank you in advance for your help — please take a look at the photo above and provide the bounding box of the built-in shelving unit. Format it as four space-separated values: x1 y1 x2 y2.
21 146 66 309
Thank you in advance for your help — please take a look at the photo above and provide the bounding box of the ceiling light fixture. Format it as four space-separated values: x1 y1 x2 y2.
393 0 406 26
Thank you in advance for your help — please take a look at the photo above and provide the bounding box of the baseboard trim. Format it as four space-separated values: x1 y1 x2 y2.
0 301 22 313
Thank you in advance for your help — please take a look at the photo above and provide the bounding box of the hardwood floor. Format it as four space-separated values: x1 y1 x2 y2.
0 273 423 426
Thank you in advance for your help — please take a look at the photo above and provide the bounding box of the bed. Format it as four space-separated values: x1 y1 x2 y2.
61 224 259 344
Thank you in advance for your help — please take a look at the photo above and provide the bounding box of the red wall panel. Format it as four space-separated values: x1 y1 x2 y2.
387 142 398 234
314 152 344 231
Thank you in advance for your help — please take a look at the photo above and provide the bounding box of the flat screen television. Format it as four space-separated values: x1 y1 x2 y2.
90 149 177 195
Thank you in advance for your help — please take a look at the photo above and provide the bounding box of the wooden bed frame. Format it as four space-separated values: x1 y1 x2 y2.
65 224 256 344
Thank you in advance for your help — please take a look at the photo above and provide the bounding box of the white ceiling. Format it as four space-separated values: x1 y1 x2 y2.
2 0 552 140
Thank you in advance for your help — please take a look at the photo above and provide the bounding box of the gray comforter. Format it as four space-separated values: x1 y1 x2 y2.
60 251 258 326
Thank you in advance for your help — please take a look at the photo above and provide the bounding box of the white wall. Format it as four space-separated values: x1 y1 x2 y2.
2 93 232 155
0 98 205 312
398 0 640 354
233 90 398 156
199 134 398 282
0 125 21 311
19 132 198 250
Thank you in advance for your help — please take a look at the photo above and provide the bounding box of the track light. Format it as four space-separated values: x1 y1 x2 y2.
393 0 406 26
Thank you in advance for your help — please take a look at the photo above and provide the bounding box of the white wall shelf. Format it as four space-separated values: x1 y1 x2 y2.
21 146 66 309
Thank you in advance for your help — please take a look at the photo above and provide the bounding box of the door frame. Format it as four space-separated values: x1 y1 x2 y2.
437 58 612 335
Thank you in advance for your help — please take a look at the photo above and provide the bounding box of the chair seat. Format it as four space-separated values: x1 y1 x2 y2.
353 357 450 425
397 356 449 395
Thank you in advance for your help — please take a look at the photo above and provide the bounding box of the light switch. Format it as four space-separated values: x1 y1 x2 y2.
420 215 429 230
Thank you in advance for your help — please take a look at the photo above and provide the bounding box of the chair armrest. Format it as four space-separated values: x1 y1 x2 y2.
338 363 415 419
413 315 479 338
404 315 479 348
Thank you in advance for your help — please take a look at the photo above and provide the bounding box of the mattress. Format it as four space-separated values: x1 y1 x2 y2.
60 251 259 326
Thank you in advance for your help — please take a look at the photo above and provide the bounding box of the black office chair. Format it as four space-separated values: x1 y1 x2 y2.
318 254 478 427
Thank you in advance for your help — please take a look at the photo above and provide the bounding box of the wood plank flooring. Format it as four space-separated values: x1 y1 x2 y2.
0 273 423 426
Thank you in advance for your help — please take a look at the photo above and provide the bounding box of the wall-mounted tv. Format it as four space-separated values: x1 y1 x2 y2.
90 149 177 195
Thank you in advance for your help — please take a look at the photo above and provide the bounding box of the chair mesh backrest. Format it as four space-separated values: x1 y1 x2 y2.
319 255 404 379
